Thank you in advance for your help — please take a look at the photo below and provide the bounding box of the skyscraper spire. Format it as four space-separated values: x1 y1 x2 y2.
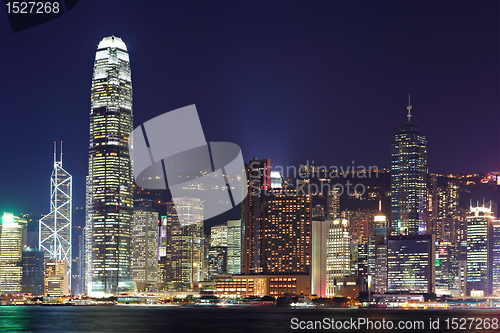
60 141 63 164
53 141 56 166
407 94 412 122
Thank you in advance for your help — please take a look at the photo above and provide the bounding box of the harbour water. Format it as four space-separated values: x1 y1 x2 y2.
0 306 499 332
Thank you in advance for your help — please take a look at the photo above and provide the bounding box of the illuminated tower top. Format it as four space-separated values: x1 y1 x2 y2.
391 97 428 236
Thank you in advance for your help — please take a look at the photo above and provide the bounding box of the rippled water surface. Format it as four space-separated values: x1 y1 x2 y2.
0 306 499 332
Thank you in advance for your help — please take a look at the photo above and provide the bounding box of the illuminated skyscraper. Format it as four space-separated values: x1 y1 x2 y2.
466 205 495 296
391 96 427 235
387 234 435 294
429 176 460 242
0 213 27 294
158 204 182 284
172 198 205 286
132 207 159 291
435 241 458 296
368 203 388 294
226 219 242 275
327 188 340 220
39 143 72 291
86 36 134 296
243 158 271 274
326 218 351 297
264 187 312 275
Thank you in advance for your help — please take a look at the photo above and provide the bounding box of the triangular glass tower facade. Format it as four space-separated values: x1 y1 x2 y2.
39 142 72 290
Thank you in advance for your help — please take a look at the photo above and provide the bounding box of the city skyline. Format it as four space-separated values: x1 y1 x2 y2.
1 1 499 216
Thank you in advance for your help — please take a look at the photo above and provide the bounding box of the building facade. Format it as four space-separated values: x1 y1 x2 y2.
175 198 204 286
0 213 27 294
132 207 159 291
243 158 271 275
22 248 45 296
45 259 69 296
466 205 494 296
226 219 242 275
264 187 312 275
435 241 459 296
158 207 182 285
85 36 134 296
311 220 329 298
210 224 227 247
387 234 435 294
326 218 351 297
215 275 311 297
491 220 500 296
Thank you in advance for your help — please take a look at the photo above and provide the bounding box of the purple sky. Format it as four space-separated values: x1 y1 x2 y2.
1 1 498 214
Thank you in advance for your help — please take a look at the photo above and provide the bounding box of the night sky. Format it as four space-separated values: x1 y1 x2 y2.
1 1 499 216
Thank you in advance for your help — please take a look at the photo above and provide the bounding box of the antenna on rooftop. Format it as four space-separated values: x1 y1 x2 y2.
407 94 412 122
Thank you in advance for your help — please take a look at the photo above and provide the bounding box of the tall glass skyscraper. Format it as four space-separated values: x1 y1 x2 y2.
466 205 495 296
388 98 434 294
226 219 242 275
86 36 134 296
390 97 427 235
132 207 159 291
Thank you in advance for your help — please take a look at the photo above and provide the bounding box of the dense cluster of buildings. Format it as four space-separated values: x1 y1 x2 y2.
1 36 499 302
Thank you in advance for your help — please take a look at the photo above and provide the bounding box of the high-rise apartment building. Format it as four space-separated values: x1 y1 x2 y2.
390 97 427 235
226 219 242 275
85 36 134 296
132 207 159 291
0 213 27 294
39 143 72 291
